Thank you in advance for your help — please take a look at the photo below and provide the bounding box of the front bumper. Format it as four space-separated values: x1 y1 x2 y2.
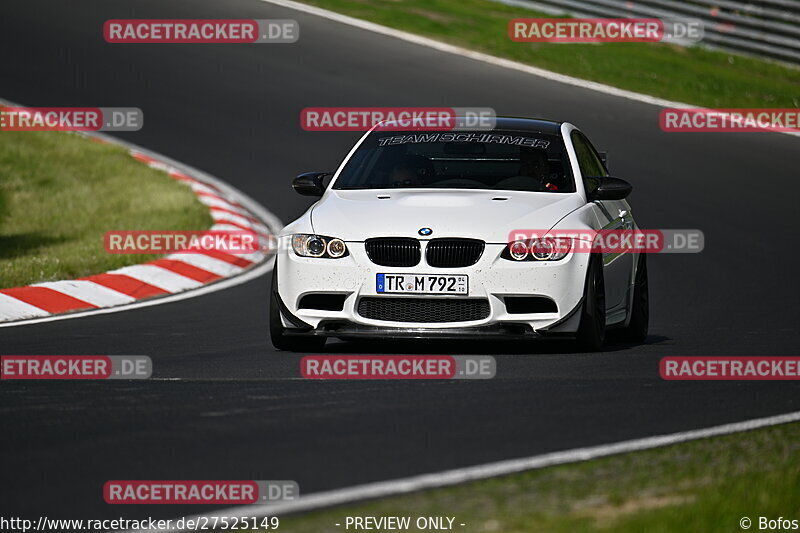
282 321 583 340
275 241 589 336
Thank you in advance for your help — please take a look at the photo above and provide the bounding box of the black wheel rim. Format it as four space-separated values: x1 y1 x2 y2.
636 257 649 324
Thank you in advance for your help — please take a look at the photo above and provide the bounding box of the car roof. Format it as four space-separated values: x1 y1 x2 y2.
491 117 563 134
371 117 565 135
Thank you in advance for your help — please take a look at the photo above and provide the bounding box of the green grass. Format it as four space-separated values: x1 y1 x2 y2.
270 422 800 533
300 0 800 108
0 131 212 289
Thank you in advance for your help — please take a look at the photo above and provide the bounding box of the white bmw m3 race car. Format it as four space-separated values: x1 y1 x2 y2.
271 118 648 352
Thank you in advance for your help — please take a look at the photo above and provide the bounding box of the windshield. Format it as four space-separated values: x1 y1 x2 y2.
333 130 574 192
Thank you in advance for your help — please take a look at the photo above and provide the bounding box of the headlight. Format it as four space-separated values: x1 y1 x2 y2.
326 238 347 258
292 234 349 258
502 237 571 261
508 240 529 261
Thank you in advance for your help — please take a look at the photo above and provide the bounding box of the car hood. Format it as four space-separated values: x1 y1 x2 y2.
310 189 584 243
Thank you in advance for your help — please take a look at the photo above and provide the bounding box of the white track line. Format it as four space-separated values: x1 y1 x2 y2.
258 0 800 139
259 0 691 108
126 409 800 532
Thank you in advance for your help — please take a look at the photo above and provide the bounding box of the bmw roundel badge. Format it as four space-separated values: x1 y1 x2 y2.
418 227 433 236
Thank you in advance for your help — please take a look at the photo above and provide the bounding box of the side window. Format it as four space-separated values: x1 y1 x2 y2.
571 131 607 198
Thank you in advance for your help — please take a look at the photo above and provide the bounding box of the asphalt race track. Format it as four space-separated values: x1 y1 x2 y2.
1 0 799 522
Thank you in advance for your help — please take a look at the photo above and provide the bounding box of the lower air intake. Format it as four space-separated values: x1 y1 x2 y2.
357 297 490 323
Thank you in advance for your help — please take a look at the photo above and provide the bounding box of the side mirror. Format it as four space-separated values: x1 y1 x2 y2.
292 172 330 197
589 176 632 201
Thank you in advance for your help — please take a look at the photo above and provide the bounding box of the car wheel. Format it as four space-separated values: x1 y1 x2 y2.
576 254 606 352
269 267 326 352
620 253 649 343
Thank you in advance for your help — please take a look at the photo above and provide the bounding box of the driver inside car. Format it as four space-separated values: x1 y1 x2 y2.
497 147 561 191
386 154 434 187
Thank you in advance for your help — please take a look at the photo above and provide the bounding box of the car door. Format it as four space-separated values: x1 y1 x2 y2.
570 130 633 313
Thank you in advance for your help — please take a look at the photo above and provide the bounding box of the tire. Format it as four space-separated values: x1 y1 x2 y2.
620 253 649 343
576 254 606 351
269 266 326 352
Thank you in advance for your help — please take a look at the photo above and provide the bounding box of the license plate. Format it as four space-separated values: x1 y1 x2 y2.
376 274 468 295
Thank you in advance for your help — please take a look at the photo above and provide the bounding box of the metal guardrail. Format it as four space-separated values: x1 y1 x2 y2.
501 0 800 64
